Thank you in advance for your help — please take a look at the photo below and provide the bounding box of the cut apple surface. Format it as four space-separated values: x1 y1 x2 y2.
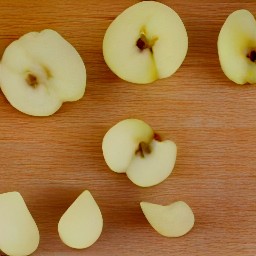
218 9 256 84
0 29 86 116
127 140 177 187
102 119 154 173
0 192 40 256
102 119 177 187
103 1 188 84
140 201 195 237
58 190 103 249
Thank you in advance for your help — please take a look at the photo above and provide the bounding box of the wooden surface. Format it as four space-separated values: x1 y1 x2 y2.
0 1 255 255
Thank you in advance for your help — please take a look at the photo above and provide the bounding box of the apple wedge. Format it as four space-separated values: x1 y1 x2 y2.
140 201 195 237
218 9 256 84
58 190 103 249
0 192 40 256
103 1 188 84
0 29 86 116
102 119 177 187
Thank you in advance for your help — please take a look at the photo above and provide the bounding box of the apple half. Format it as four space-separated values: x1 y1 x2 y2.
0 29 86 116
140 201 195 237
58 190 103 249
102 119 177 187
218 9 256 84
103 1 188 84
0 192 40 256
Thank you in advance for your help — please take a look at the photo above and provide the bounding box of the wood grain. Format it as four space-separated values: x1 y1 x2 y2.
0 1 255 255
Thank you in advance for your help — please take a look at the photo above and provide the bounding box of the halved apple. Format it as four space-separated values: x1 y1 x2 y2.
0 29 86 116
218 9 256 84
102 119 177 187
58 190 103 249
103 1 188 84
0 192 40 256
140 201 195 237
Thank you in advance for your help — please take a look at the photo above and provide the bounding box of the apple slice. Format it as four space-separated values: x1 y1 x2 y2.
140 201 195 237
58 190 103 249
102 119 154 173
126 140 176 187
0 29 86 116
218 9 256 84
103 1 188 84
102 119 177 187
0 192 40 256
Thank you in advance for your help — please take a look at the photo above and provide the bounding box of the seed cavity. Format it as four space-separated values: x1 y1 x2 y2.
247 50 256 62
25 66 52 88
136 28 158 53
136 142 151 158
26 74 38 88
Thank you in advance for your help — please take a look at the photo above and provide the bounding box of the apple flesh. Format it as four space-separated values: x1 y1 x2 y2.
102 119 177 187
218 9 256 84
140 201 195 237
0 192 40 256
0 29 86 116
58 190 103 249
126 140 177 187
102 119 153 173
103 1 188 84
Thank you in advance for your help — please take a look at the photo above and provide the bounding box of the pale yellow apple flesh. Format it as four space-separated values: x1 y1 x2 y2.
102 119 154 173
58 190 103 249
218 9 256 84
126 140 177 187
103 1 188 84
102 118 177 187
140 201 195 237
0 192 40 256
0 29 86 116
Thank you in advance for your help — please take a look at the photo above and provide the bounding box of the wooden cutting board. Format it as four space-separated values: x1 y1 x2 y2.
0 1 255 255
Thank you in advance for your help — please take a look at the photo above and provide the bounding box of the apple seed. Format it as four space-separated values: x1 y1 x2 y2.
247 50 256 62
26 74 38 88
136 33 158 53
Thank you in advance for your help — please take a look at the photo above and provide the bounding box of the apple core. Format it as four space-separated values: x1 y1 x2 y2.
217 9 256 84
0 29 86 116
136 32 158 53
103 1 188 84
26 73 38 87
247 50 256 62
136 141 151 157
135 133 162 158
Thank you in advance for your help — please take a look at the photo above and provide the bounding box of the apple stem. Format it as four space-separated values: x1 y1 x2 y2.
136 142 151 158
154 133 161 141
